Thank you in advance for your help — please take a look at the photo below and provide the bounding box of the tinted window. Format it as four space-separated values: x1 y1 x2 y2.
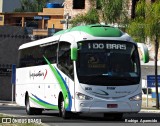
76 40 140 86
17 42 58 68
58 42 73 79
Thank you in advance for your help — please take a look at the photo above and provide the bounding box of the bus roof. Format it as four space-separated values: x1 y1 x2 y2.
19 35 59 50
19 24 133 50
54 24 123 37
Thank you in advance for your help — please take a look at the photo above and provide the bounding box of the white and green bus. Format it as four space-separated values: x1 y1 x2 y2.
16 24 149 119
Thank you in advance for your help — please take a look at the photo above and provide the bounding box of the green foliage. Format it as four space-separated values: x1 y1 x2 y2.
127 17 145 42
70 0 129 27
135 0 146 18
70 8 99 27
99 0 129 24
14 0 50 12
127 0 160 42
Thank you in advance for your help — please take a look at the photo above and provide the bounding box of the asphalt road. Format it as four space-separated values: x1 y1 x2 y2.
0 105 160 126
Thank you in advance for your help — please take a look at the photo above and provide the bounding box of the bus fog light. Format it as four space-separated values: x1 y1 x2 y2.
76 92 93 100
129 93 142 101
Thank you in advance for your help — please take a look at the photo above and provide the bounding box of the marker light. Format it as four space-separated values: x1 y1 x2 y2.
129 93 142 101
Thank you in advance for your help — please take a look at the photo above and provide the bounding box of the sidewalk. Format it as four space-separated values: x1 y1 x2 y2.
0 100 18 106
141 97 160 113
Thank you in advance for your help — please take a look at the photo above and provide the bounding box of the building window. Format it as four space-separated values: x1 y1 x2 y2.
73 0 85 9
0 16 3 21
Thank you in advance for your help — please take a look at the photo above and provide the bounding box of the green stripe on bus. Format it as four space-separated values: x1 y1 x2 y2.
43 56 69 109
29 96 58 110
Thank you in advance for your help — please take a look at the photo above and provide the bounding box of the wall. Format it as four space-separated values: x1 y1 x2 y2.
64 0 91 18
0 0 3 12
0 15 4 25
39 8 64 29
2 0 21 12
0 26 31 100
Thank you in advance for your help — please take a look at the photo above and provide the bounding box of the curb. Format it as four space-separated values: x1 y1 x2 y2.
140 109 160 113
0 103 18 107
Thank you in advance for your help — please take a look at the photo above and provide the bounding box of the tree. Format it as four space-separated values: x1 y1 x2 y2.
70 8 99 27
70 0 129 27
14 0 50 12
98 0 129 25
127 0 160 109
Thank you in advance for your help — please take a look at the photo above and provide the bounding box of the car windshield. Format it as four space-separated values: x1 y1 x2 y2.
76 40 140 86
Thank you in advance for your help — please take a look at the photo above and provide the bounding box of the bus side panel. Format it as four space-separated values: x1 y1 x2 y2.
16 64 62 110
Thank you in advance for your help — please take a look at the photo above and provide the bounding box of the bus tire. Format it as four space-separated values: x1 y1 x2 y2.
25 95 43 115
60 96 71 119
25 95 34 115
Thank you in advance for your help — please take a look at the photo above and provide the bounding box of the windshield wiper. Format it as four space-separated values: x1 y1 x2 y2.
85 74 103 77
84 72 112 77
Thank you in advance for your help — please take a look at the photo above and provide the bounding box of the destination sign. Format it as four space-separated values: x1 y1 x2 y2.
88 43 126 50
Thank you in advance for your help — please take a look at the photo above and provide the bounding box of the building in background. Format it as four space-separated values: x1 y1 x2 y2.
0 0 64 13
0 4 64 37
0 0 21 12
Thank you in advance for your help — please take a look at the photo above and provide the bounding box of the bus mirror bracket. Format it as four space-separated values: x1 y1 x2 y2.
71 48 78 61
137 43 149 63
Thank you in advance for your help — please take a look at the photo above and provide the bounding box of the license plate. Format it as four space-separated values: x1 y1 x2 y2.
107 104 118 108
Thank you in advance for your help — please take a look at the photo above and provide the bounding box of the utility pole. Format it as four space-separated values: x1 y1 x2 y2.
65 13 69 29
60 13 71 29
155 36 159 109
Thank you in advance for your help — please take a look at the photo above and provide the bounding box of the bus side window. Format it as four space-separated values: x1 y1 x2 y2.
58 42 73 80
18 48 35 68
43 43 58 64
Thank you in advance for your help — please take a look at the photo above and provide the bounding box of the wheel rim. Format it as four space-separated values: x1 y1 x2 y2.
61 100 65 115
60 97 67 117
26 97 30 112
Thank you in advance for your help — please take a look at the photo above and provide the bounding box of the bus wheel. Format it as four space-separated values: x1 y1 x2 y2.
60 97 70 119
26 95 42 115
26 95 34 115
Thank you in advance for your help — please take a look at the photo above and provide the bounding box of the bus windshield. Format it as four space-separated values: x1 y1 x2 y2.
76 40 140 86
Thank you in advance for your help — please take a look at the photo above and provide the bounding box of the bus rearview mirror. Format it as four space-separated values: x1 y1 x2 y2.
71 48 78 61
137 43 149 63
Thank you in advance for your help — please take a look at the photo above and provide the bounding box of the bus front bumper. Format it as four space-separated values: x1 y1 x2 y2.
75 101 141 113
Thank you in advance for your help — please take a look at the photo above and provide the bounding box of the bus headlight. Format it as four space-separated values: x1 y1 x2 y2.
76 92 93 100
129 93 142 101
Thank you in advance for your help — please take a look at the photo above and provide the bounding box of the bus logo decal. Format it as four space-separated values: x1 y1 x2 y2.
93 90 109 96
29 69 47 80
44 69 47 79
107 87 116 90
